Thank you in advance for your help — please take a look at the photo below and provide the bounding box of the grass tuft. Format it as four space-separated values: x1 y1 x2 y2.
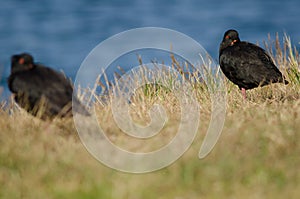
1 34 300 199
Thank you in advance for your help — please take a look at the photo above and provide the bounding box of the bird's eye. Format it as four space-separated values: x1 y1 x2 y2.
225 35 230 39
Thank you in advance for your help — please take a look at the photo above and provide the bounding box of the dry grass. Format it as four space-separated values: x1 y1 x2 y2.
1 34 300 199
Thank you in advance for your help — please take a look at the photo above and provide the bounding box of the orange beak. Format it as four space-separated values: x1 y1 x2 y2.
230 39 237 45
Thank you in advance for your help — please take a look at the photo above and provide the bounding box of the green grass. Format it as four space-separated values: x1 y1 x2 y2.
1 34 300 199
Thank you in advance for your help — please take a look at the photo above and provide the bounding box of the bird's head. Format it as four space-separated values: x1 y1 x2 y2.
11 53 35 74
220 29 241 52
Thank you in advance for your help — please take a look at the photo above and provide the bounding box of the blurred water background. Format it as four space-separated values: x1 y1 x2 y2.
1 0 299 99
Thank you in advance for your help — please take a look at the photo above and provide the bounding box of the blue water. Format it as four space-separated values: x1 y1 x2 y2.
1 0 300 99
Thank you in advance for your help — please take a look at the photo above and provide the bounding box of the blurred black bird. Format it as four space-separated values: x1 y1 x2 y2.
219 29 288 99
8 53 90 119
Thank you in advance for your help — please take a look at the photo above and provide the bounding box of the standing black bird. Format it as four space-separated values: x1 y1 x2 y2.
219 29 288 99
8 53 90 119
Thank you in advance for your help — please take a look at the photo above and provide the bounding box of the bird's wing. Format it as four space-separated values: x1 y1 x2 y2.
241 43 284 82
35 66 90 116
35 66 75 112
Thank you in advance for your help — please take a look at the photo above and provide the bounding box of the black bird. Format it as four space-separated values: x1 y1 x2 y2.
219 29 288 99
8 53 90 119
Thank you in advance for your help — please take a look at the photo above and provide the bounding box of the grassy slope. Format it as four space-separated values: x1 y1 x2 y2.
1 35 300 199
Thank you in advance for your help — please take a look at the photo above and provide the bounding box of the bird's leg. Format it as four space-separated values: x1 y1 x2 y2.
241 88 247 100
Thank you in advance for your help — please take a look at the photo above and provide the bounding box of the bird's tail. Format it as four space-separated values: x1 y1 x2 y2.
72 97 91 116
